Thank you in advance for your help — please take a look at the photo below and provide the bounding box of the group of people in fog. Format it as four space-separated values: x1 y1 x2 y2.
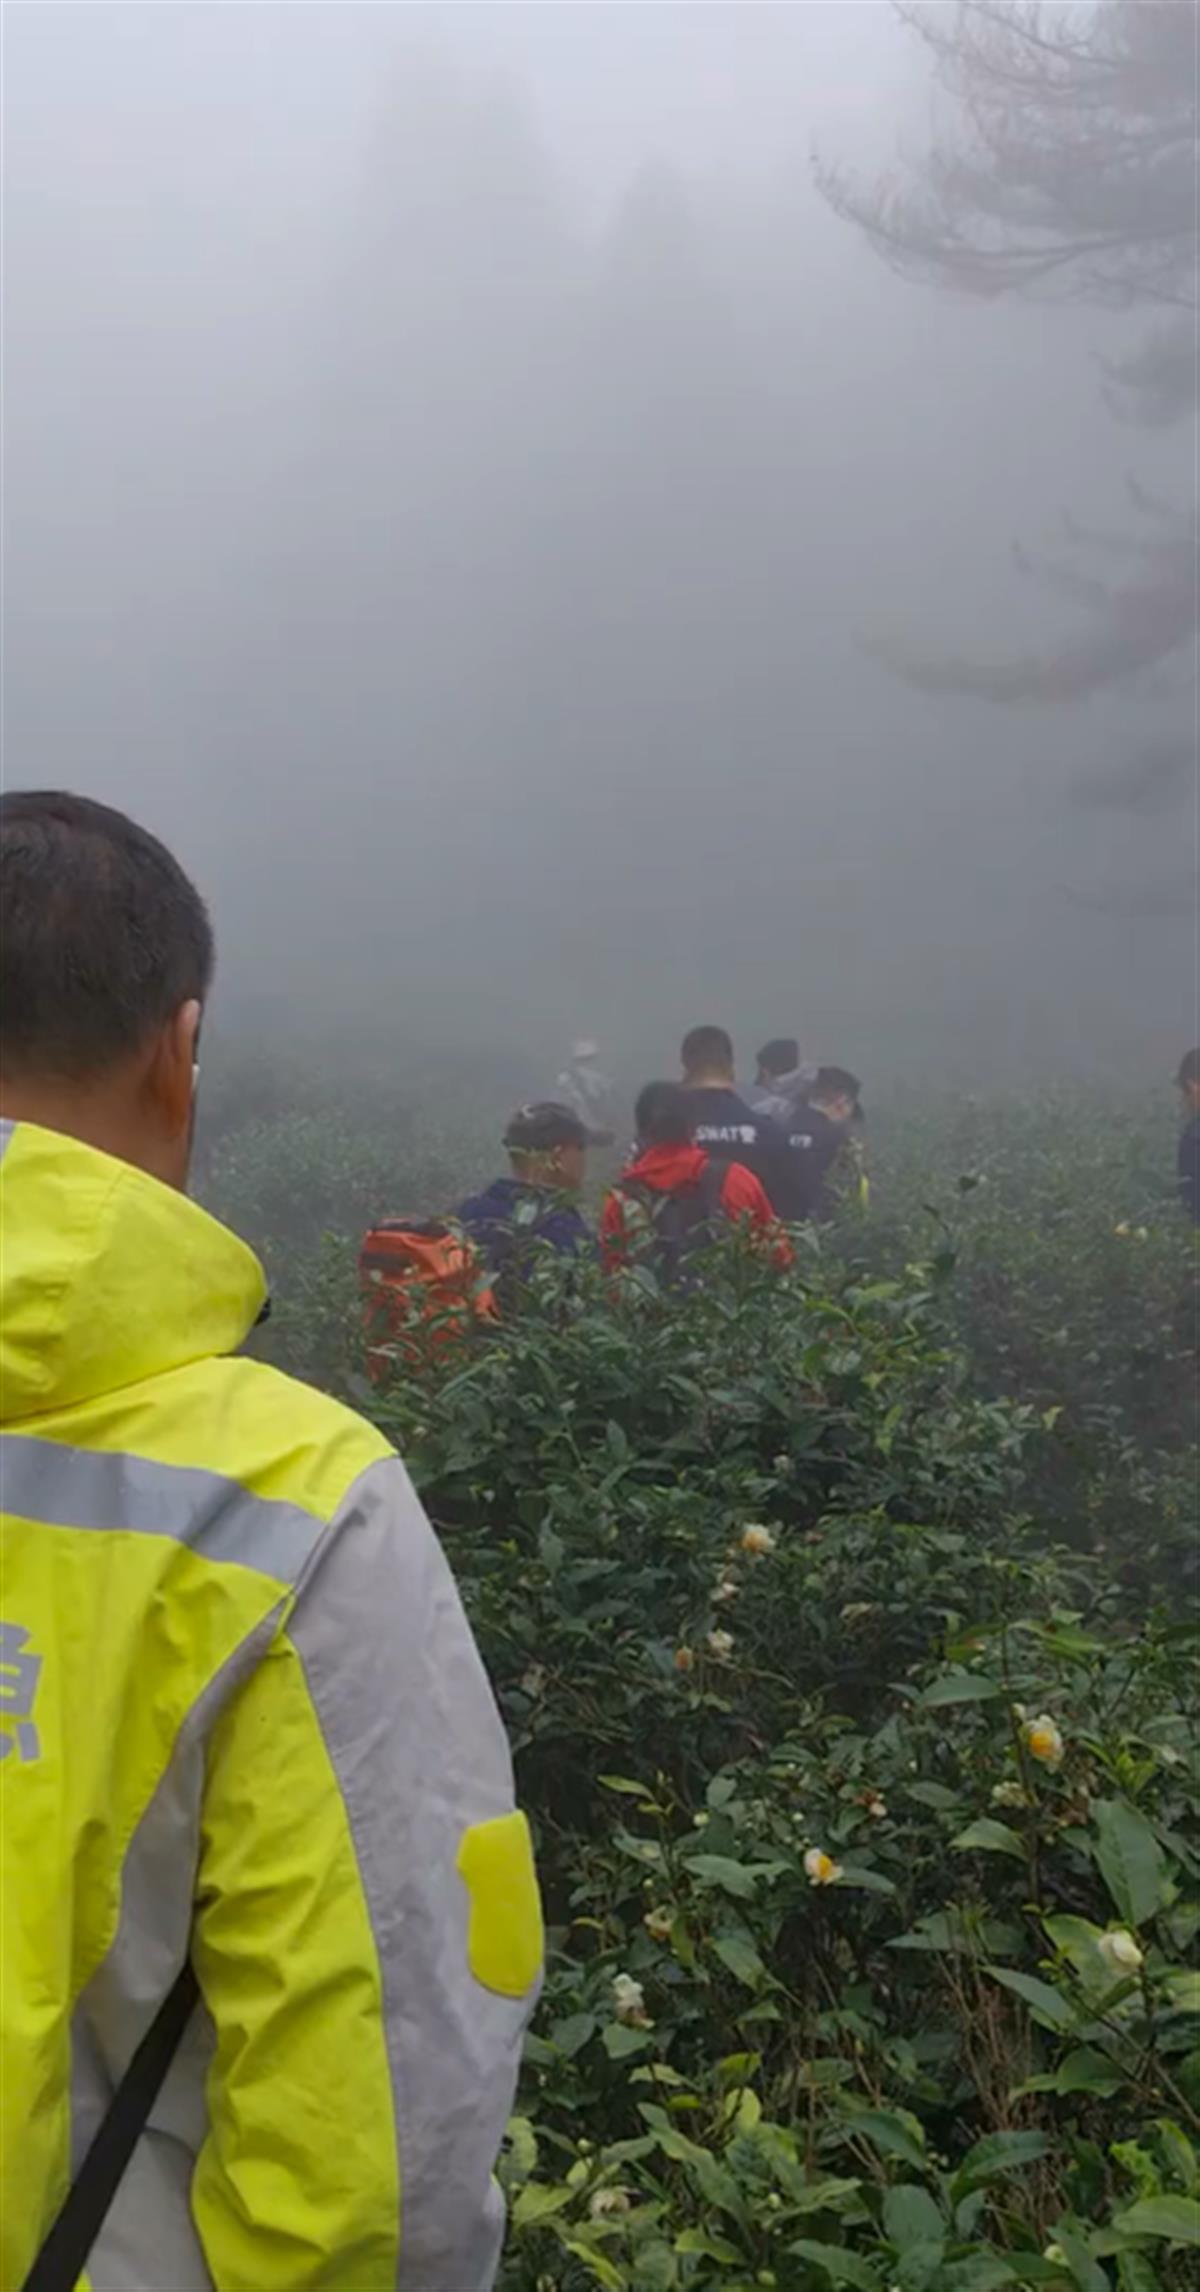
455 1026 865 1291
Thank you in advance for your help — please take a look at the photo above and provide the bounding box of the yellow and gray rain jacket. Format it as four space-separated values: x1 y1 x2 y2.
0 1119 543 2291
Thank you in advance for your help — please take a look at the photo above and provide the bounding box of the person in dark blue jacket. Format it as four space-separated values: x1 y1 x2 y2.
456 1102 591 1289
678 1024 792 1214
779 1066 863 1221
1177 1049 1200 1223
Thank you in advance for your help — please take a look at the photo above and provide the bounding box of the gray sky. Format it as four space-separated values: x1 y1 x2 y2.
3 3 1191 1086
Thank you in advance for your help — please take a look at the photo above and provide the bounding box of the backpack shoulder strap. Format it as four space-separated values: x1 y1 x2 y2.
614 1176 659 1221
22 1964 198 2292
696 1156 727 1220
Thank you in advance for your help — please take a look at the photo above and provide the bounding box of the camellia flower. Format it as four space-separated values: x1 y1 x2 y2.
674 1645 695 1674
589 2187 632 2219
712 1577 740 1605
803 1846 843 1886
1023 1713 1065 1769
643 1904 674 1942
1096 1928 1144 1975
740 1523 776 1556
612 1973 651 2026
707 1628 735 1661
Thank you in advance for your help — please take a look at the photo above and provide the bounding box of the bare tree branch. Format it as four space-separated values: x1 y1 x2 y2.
819 1 1197 718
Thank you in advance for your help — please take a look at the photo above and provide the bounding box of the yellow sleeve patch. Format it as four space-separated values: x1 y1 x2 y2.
456 1811 544 1999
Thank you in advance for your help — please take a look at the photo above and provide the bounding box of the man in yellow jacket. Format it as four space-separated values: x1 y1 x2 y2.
0 791 543 2292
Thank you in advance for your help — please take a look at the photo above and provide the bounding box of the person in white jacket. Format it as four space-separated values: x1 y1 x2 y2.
745 1037 818 1123
554 1038 618 1145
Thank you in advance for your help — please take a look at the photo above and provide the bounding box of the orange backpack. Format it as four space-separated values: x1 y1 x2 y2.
358 1220 498 1382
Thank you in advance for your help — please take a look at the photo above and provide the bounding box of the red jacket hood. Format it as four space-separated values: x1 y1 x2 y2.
620 1143 710 1194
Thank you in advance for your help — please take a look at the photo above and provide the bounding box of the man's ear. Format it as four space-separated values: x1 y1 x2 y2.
148 998 202 1141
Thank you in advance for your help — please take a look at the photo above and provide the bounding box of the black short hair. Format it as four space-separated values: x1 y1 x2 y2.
757 1038 799 1079
681 1025 733 1077
634 1079 692 1148
810 1065 862 1111
1178 1049 1200 1089
504 1101 588 1153
0 791 214 1081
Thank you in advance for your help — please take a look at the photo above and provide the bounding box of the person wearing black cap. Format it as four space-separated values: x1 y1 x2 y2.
780 1066 864 1222
455 1102 592 1287
747 1038 818 1124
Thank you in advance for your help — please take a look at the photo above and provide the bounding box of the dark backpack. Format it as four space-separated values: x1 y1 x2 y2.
615 1158 727 1288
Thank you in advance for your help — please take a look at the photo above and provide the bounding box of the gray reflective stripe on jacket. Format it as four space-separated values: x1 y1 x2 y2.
57 1454 530 2292
0 1433 328 1579
76 1608 288 2292
287 1460 527 2290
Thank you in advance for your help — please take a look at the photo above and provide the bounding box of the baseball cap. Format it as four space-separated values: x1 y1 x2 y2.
504 1101 589 1152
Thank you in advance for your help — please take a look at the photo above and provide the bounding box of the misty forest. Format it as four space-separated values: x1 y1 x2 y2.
5 4 1198 2287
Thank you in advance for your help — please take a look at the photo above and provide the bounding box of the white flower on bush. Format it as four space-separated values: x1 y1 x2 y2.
643 1904 674 1942
611 1973 651 2026
991 1779 1028 1808
740 1523 776 1556
1023 1713 1065 1769
865 1792 888 1820
1113 1222 1131 1238
589 2187 632 2218
707 1628 735 1661
803 1847 843 1886
712 1576 740 1605
1096 1929 1144 1975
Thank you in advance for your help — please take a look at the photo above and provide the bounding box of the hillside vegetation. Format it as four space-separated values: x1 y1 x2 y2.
206 1084 1199 2292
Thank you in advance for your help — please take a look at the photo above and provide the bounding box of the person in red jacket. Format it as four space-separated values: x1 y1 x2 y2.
601 1081 791 1275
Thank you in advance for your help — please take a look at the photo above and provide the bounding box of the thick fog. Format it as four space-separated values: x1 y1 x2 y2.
3 4 1193 1089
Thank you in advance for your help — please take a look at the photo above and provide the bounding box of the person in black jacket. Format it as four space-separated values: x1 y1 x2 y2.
678 1025 789 1213
1177 1049 1200 1223
780 1066 863 1222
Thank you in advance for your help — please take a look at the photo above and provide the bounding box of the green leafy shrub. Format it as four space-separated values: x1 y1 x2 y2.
364 1234 1198 2292
206 1078 1197 2287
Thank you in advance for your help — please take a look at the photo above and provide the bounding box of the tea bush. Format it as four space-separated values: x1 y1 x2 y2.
364 1230 1197 2292
212 1082 1198 2287
859 1094 1196 1587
